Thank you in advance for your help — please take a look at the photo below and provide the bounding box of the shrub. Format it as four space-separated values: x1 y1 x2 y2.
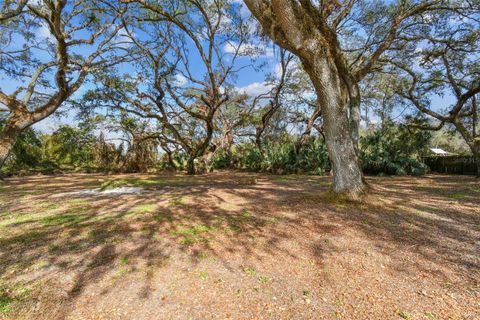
360 121 431 176
210 135 330 175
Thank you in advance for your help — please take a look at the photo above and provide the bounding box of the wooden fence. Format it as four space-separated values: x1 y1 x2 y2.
423 156 478 175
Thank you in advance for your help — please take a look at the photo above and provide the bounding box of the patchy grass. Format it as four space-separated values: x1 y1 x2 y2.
0 173 478 319
296 190 354 206
270 175 319 182
450 191 468 199
41 213 89 226
41 202 61 210
98 176 204 190
48 244 61 253
112 267 133 283
0 230 47 246
172 224 212 246
153 212 173 222
0 285 31 316
0 202 88 228
169 196 185 207
0 212 38 228
0 291 13 315
415 206 439 214
174 225 211 236
65 199 89 207
134 204 156 213
120 257 129 266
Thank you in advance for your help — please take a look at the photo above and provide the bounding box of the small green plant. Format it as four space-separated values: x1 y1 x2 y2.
0 291 13 315
196 251 208 260
396 309 412 319
120 257 129 265
199 271 208 280
181 236 196 246
258 276 270 284
113 268 130 281
335 298 345 307
241 209 251 218
226 220 241 233
424 312 434 319
243 267 256 277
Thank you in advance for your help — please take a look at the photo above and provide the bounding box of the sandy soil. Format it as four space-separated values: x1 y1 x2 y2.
0 172 479 319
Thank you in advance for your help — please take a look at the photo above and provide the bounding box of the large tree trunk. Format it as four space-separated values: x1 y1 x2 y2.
302 55 365 196
186 156 195 175
0 135 15 169
0 121 23 170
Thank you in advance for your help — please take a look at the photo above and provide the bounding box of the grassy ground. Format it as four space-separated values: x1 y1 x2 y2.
0 172 479 319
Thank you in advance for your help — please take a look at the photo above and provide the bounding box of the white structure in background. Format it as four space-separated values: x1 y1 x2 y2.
429 148 455 156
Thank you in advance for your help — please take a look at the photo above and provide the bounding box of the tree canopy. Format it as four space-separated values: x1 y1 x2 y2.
1 0 479 184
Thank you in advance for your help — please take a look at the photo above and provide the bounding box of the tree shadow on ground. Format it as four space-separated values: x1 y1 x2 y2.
0 172 478 318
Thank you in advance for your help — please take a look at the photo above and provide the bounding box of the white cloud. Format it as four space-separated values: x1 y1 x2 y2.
231 0 251 19
112 27 134 48
236 81 274 97
273 62 283 78
38 22 53 40
174 74 188 87
224 42 274 58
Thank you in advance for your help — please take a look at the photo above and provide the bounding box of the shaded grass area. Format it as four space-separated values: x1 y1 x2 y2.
0 172 478 318
0 173 285 317
98 176 207 191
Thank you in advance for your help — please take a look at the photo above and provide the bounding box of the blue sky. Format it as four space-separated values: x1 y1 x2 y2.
0 0 460 136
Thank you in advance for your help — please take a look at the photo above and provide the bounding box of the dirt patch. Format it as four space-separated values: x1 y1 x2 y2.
0 172 479 319
52 187 147 198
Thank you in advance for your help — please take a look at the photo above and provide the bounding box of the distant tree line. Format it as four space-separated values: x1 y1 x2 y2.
1 0 479 191
2 115 446 178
